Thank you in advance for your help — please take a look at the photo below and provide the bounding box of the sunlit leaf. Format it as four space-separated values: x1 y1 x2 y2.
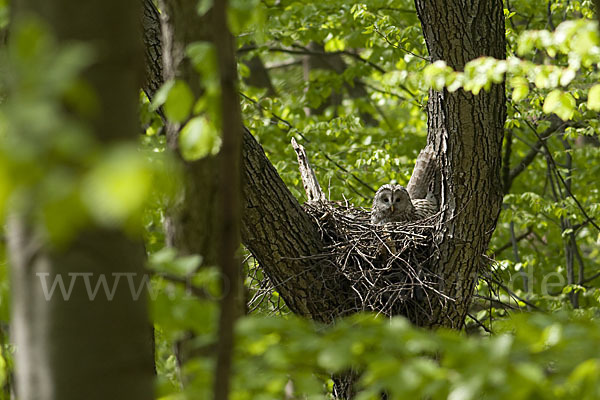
82 145 153 226
587 84 600 111
543 89 575 120
178 116 221 161
164 80 195 123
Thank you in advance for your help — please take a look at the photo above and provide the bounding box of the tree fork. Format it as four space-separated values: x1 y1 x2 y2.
142 0 508 331
415 0 507 327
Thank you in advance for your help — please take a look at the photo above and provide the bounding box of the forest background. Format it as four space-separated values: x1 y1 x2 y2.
0 0 600 399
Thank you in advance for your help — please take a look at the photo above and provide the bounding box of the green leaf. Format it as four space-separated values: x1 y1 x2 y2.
149 247 203 276
510 77 529 102
150 80 174 111
82 145 153 226
324 34 346 52
178 116 221 161
587 84 600 111
423 60 452 91
164 80 194 123
197 0 212 16
543 89 575 121
228 0 261 35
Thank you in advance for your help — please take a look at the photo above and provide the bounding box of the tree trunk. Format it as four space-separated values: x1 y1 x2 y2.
152 0 354 325
142 0 506 331
141 0 506 396
158 0 221 265
8 1 154 399
212 0 243 398
415 0 506 328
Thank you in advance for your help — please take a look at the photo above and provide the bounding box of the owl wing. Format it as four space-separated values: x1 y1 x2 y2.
407 145 436 200
412 197 438 220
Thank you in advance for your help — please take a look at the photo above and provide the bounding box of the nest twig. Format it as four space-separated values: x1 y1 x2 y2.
301 201 451 323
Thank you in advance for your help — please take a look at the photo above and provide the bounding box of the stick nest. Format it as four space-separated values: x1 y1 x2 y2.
302 200 452 323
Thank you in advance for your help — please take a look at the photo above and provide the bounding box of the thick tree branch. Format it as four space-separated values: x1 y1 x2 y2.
143 0 355 322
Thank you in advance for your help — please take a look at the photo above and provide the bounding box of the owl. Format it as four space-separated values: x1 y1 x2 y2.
370 184 415 224
371 184 437 224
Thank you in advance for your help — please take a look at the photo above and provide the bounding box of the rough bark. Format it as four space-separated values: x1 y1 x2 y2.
241 129 353 322
8 1 154 399
142 0 163 102
415 0 507 328
158 0 220 264
142 0 506 331
147 0 354 324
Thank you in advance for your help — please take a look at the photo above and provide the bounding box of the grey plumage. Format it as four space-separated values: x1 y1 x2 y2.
412 190 438 220
406 145 437 200
371 183 437 224
370 184 413 224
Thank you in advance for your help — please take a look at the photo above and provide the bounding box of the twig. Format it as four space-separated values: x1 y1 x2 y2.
490 227 532 256
582 270 600 285
547 0 556 30
506 118 565 190
238 45 387 74
484 274 540 310
372 26 428 61
511 104 600 232
466 313 493 333
240 92 376 193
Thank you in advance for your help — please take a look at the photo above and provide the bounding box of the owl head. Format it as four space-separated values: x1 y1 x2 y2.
371 184 414 224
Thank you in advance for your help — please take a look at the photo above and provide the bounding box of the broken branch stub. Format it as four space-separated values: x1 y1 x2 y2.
291 137 326 203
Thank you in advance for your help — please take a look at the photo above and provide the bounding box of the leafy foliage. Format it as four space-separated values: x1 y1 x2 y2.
143 1 600 398
1 0 600 399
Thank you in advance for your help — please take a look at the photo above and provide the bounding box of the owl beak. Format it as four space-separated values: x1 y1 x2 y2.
390 205 394 212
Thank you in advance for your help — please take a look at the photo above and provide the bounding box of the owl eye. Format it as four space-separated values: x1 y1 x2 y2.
383 198 389 203
395 198 400 203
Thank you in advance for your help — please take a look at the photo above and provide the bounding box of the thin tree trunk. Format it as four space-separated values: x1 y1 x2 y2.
142 0 164 102
159 0 219 265
8 1 154 399
212 0 243 399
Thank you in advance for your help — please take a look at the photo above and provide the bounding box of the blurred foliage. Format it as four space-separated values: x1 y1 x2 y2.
150 0 600 398
232 312 600 400
0 18 177 242
1 0 600 399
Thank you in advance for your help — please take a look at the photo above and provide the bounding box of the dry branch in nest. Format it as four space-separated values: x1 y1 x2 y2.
302 201 451 323
247 139 512 331
288 138 453 324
